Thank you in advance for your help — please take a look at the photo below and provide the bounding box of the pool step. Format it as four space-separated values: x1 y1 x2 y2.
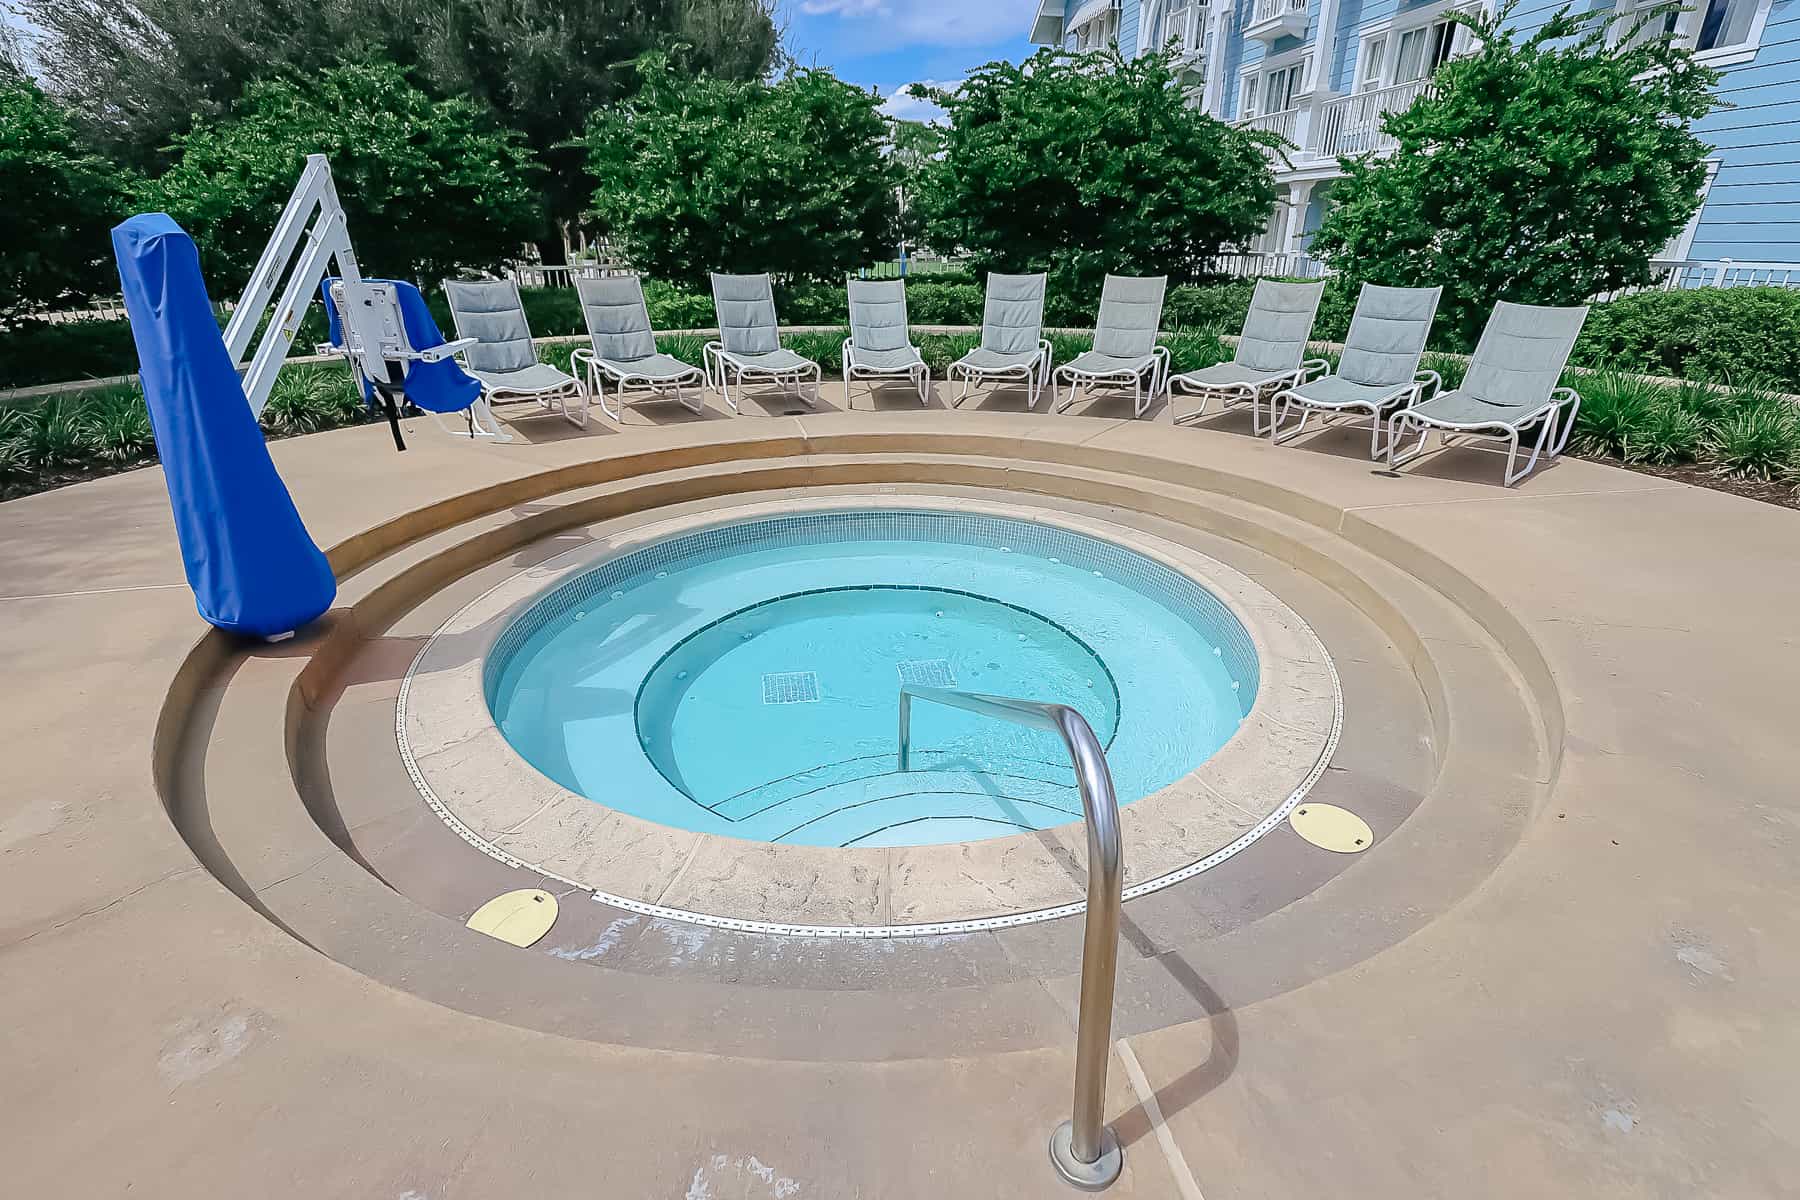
713 762 1084 846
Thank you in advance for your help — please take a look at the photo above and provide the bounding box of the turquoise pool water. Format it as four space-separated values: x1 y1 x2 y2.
486 510 1257 847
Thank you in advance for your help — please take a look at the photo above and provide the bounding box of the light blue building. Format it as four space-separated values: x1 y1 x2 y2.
1029 0 1799 282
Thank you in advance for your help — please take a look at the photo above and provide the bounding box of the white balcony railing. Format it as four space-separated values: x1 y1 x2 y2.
1236 107 1300 144
1245 0 1308 41
1313 78 1434 159
1163 5 1207 59
1249 0 1307 24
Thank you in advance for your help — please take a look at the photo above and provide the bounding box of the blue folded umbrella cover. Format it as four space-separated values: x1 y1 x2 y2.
112 213 337 638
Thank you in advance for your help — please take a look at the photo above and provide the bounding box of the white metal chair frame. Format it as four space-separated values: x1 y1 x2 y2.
701 342 823 412
842 337 931 406
1170 357 1332 434
1052 346 1173 418
947 340 1055 410
442 278 589 430
570 349 706 420
1387 387 1584 487
1269 369 1443 457
479 372 590 428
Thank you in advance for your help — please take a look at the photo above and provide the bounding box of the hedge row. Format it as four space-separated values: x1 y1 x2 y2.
4 276 1799 392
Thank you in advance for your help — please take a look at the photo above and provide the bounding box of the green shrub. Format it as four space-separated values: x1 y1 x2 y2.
904 281 984 325
1569 371 1670 461
1573 287 1800 390
1162 327 1230 375
1420 352 1467 393
643 281 717 330
75 383 155 464
779 330 847 374
1705 386 1800 481
917 332 981 374
0 317 146 389
19 397 87 469
260 367 365 436
656 333 709 366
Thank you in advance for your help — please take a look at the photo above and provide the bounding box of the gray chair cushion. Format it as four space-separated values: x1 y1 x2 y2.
1235 279 1325 375
955 347 1043 372
1092 275 1168 359
1285 374 1410 410
1406 389 1548 427
1062 350 1156 377
469 362 577 395
1461 301 1589 409
850 345 925 372
1174 361 1282 389
981 273 1048 356
848 280 913 354
718 347 815 374
1336 284 1441 388
443 279 537 374
710 273 781 356
593 352 700 382
576 276 657 362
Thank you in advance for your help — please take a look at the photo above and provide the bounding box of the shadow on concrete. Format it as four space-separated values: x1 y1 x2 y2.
1109 937 1240 1153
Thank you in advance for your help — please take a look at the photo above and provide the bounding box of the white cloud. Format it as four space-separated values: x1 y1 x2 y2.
879 81 957 124
793 0 1039 48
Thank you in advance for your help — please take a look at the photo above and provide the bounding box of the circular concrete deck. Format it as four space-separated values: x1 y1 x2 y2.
6 381 1797 1198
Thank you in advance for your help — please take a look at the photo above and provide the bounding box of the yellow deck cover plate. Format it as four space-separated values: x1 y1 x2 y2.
466 889 559 947
1289 803 1373 853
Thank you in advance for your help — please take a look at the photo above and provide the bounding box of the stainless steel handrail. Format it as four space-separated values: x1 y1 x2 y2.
898 684 1125 1190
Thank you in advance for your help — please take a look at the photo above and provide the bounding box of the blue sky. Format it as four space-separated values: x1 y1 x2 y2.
779 0 1040 121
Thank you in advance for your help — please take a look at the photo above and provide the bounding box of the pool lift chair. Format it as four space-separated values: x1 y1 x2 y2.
227 153 501 450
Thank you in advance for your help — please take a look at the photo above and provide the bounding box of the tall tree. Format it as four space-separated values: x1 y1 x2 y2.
20 0 780 259
586 56 899 286
0 68 130 320
139 63 542 291
1310 2 1719 345
914 49 1280 301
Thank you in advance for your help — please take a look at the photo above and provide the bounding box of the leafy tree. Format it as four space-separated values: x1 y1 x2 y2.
913 48 1279 299
889 118 944 250
1310 3 1720 345
139 64 541 291
19 0 780 258
0 69 130 319
586 57 901 287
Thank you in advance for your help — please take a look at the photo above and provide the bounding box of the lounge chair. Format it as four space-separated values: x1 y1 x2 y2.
1387 300 1589 486
441 278 588 428
1169 279 1328 433
843 279 929 405
946 272 1053 409
1053 275 1170 417
570 275 706 420
1269 284 1442 456
705 273 822 412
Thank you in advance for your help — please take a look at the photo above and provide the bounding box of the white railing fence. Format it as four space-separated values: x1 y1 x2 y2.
1596 259 1800 300
1207 251 1331 279
1237 107 1300 143
1314 78 1434 160
1249 0 1307 23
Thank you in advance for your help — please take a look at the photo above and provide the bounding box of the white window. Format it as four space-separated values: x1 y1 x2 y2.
1612 0 1772 61
1392 18 1456 84
1694 0 1761 51
1241 75 1260 117
1264 61 1307 112
1358 35 1388 91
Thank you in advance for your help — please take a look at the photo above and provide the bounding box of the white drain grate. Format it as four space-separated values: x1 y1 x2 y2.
896 659 958 688
761 671 821 704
